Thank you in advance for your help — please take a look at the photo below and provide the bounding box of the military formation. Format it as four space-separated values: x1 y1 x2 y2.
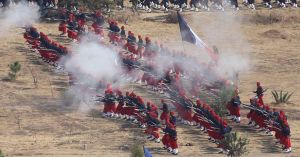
21 4 293 156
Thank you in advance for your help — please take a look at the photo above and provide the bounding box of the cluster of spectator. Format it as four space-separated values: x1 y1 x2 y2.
130 0 298 12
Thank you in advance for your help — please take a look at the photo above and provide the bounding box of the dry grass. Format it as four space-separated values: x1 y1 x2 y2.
249 10 300 25
110 9 141 25
261 29 287 39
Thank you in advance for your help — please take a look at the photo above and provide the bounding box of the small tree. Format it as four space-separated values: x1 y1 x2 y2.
220 132 249 157
271 90 293 104
8 61 21 81
130 143 144 157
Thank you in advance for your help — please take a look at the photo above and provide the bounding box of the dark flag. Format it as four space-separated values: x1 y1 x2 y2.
177 11 218 62
177 11 196 44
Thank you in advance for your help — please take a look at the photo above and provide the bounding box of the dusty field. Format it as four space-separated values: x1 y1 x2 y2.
0 8 300 157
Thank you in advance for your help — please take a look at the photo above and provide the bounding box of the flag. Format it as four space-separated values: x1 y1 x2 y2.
177 11 218 62
143 146 153 157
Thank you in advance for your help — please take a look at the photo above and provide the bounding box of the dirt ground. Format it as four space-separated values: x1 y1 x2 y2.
0 7 299 157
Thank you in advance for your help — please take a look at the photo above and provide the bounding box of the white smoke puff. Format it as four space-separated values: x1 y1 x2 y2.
187 12 251 83
215 53 250 81
152 53 175 76
64 40 122 87
62 39 125 112
0 1 40 36
63 85 98 113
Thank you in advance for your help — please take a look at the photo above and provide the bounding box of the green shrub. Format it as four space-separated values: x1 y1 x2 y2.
209 85 235 117
271 90 293 104
8 61 21 81
220 132 249 157
0 150 5 157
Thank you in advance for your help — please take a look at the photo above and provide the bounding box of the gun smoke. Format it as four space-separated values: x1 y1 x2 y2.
62 35 127 112
61 12 251 111
0 1 40 37
191 12 251 80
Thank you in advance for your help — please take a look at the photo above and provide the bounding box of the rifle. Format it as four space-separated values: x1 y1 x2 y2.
242 103 276 120
123 97 148 113
160 76 228 129
166 86 221 128
94 95 105 102
95 94 116 103
253 88 268 94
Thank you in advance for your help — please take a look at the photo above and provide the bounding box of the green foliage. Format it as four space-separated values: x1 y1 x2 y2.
0 150 5 157
219 86 235 107
271 90 293 104
8 61 21 81
209 85 235 117
130 143 144 157
220 132 249 157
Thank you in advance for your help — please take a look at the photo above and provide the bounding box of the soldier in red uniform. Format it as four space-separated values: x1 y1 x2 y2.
192 99 206 131
108 20 121 44
160 99 170 124
124 31 137 54
122 91 135 119
145 103 160 143
102 84 116 117
58 20 67 36
163 118 178 155
143 37 152 58
115 90 125 118
226 89 241 123
253 82 264 105
277 110 292 153
247 97 262 127
132 95 147 128
120 26 126 39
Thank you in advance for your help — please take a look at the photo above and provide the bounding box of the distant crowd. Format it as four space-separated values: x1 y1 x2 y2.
128 0 298 12
0 0 56 8
1 0 298 12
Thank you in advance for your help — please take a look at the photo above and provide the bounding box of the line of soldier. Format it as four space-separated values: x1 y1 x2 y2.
59 16 294 153
31 12 292 154
165 82 232 154
58 12 87 41
23 26 70 64
226 82 292 153
100 84 231 155
59 11 182 91
98 84 179 155
26 27 293 154
105 21 225 95
56 10 219 93
58 10 109 43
